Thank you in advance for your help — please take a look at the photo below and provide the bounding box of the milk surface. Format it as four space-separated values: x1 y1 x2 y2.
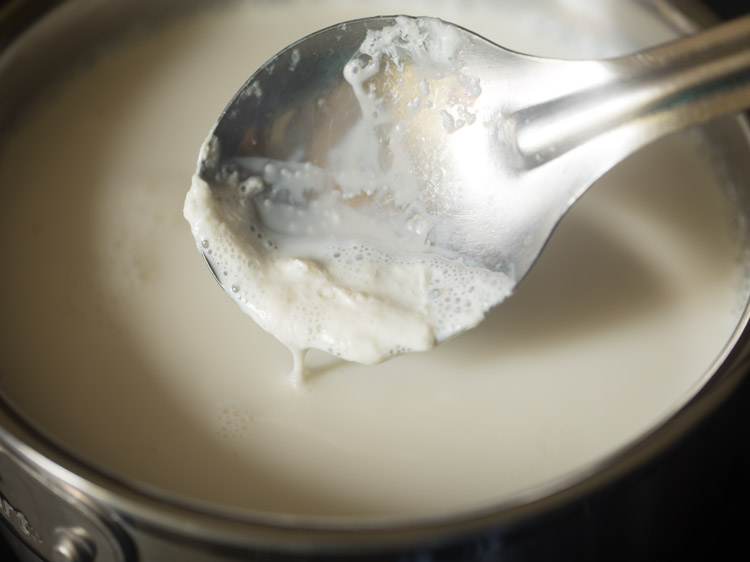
0 0 747 519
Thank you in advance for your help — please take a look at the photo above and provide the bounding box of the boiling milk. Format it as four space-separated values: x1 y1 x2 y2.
0 0 747 518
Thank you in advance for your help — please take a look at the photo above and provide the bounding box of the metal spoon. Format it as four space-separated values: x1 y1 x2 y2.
195 14 750 341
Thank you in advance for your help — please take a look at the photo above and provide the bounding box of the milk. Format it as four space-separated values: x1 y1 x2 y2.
0 0 746 519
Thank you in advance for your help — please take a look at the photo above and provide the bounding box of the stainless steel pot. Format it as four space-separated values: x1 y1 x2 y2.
1 1 749 560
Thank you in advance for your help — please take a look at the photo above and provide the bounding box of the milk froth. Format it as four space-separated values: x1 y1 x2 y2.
184 16 514 378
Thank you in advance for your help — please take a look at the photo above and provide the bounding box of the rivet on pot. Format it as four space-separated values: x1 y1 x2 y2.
52 527 96 562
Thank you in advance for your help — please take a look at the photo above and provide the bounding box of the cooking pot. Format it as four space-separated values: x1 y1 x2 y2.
1 0 749 560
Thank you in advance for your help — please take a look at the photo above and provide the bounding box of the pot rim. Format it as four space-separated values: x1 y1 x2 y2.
1 0 749 555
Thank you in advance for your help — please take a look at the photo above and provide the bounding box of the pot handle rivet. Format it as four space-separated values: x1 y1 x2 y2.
52 527 96 562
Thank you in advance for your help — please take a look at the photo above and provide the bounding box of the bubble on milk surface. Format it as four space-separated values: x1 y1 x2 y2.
218 404 252 441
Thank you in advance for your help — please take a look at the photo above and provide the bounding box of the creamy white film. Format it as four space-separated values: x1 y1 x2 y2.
184 16 513 379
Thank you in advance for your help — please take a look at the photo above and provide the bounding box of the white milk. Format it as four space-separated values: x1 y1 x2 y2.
0 0 747 519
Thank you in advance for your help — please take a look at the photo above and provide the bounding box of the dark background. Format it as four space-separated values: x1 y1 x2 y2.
1 0 749 560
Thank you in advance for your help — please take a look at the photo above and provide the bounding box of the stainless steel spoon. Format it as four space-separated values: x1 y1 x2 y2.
195 14 750 340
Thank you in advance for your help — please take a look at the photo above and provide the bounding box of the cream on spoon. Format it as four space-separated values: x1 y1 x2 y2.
185 15 750 382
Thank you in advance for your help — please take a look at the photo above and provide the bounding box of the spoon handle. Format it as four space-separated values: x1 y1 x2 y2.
518 15 750 166
615 15 750 133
